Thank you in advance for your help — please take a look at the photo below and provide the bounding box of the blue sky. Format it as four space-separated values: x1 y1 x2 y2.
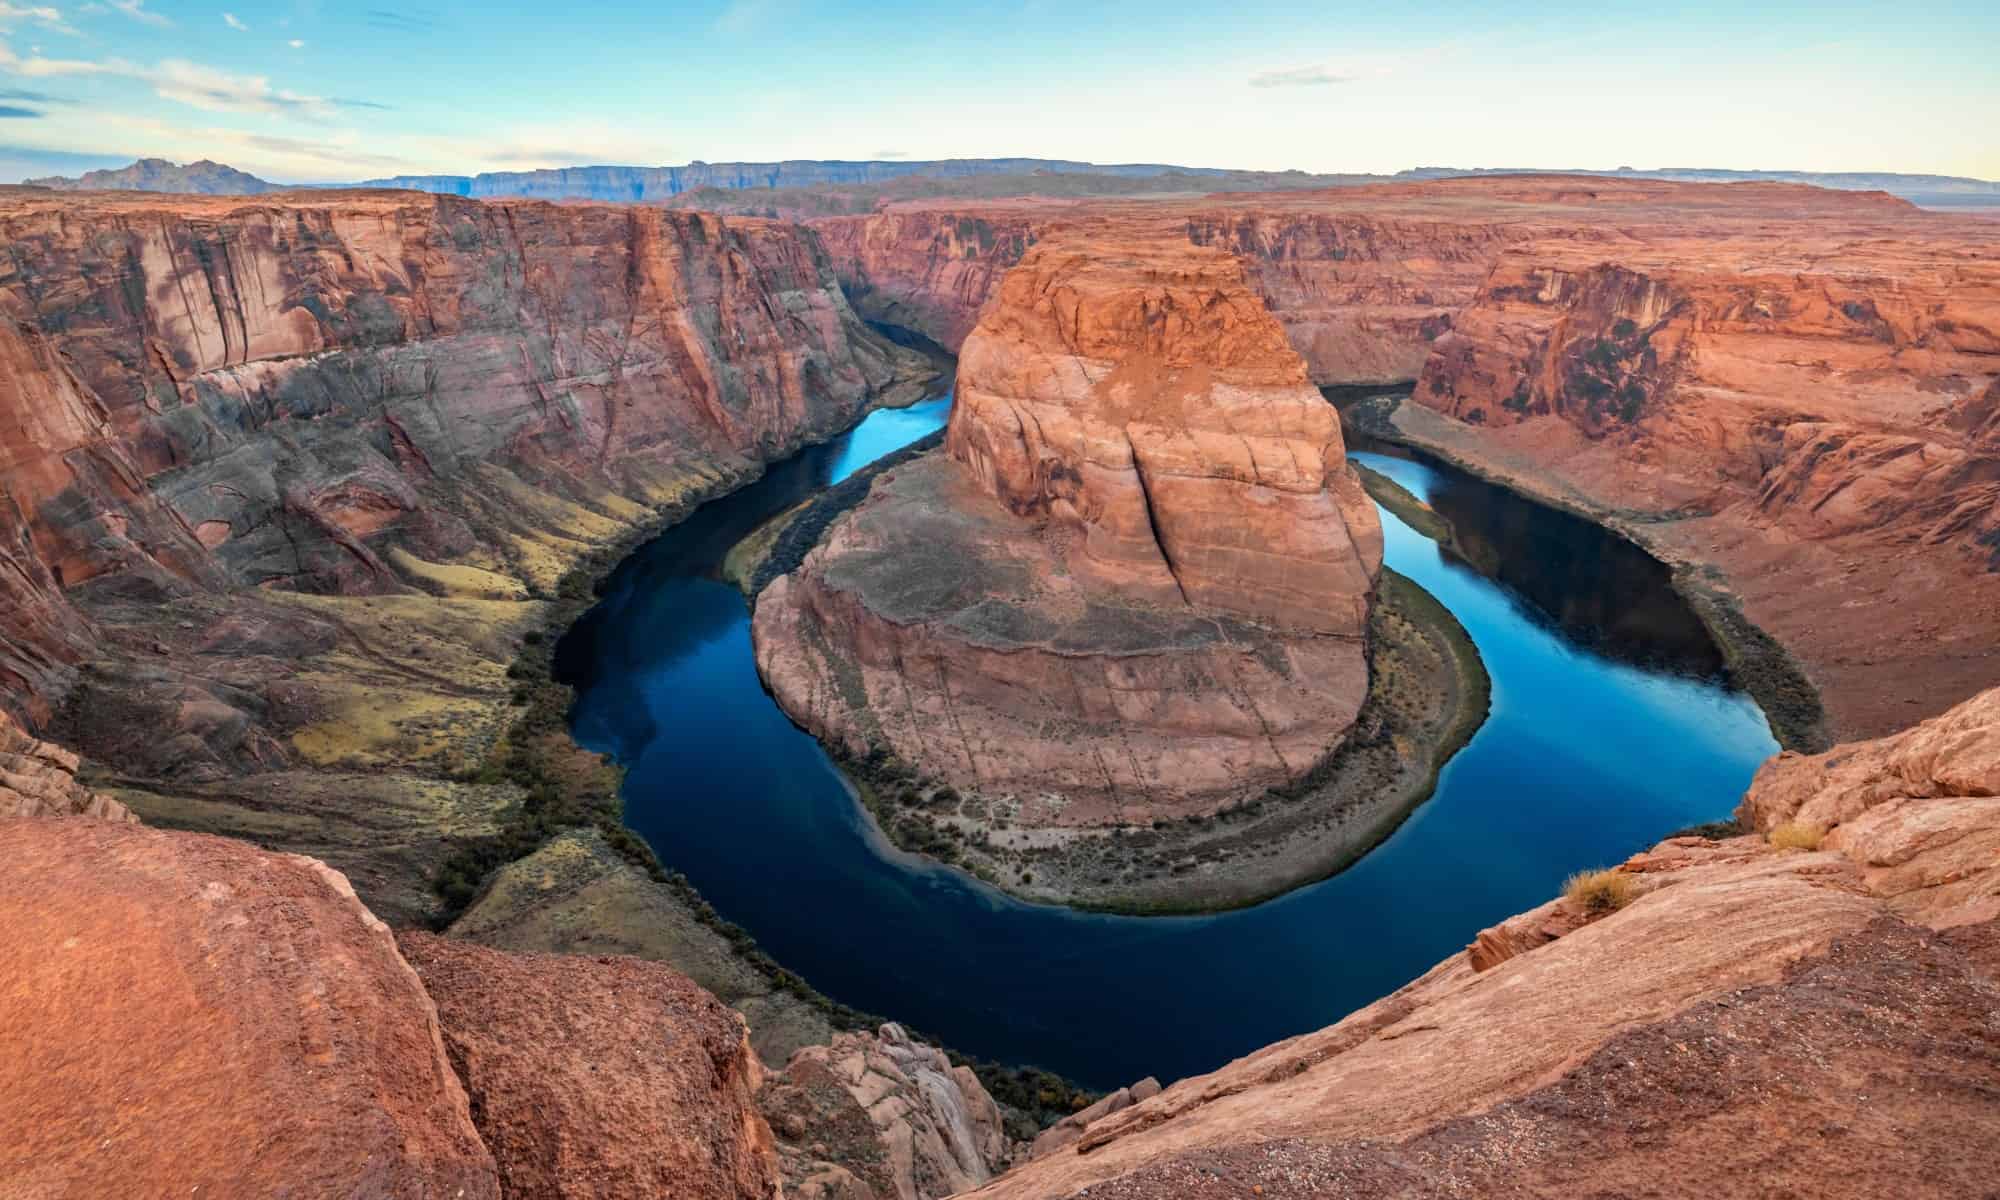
0 1 1994 182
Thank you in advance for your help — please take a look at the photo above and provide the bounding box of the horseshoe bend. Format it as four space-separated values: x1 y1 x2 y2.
4 31 2000 1197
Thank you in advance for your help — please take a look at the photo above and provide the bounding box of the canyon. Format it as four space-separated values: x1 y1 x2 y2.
1 172 1997 1196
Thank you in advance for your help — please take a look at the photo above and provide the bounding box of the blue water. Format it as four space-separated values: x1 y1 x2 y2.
557 394 1776 1089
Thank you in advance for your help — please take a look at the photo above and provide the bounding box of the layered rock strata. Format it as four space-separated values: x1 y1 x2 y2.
761 1022 1015 1200
0 710 132 821
968 687 2000 1199
755 232 1381 828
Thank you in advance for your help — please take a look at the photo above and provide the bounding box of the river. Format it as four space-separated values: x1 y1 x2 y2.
555 391 1776 1089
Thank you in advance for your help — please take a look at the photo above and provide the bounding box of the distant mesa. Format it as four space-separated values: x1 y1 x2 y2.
23 157 282 195
18 156 1998 208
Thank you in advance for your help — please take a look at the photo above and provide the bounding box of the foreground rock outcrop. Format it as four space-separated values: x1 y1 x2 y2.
969 687 2000 1198
0 816 500 1198
755 231 1382 850
0 710 132 821
400 932 780 1200
761 1022 1014 1200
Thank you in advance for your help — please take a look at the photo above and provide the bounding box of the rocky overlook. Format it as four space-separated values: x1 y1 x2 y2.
969 684 2000 1199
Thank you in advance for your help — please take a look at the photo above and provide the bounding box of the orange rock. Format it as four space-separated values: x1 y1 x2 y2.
0 817 498 1197
399 933 781 1200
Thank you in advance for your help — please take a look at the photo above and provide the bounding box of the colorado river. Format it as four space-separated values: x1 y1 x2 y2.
555 392 1777 1089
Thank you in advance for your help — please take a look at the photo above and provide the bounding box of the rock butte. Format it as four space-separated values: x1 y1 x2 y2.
755 231 1382 823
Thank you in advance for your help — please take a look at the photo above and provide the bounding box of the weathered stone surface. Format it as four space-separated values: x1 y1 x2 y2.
0 817 498 1198
400 932 781 1200
755 232 1380 829
1739 686 2000 927
762 1022 1012 1200
446 826 835 1066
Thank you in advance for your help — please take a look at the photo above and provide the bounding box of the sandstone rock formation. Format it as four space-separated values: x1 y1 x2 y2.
755 231 1381 830
966 689 2000 1198
814 178 2000 740
0 817 499 1198
761 1022 1014 1200
400 932 781 1200
0 710 132 821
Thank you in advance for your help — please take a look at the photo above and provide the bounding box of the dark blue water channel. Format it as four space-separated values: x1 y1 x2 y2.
555 391 1777 1089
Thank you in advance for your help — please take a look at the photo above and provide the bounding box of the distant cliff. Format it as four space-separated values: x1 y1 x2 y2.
24 157 281 194
25 157 1998 208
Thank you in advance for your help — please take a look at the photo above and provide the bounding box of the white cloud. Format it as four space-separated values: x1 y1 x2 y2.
1248 65 1352 89
0 41 340 117
0 3 75 35
287 38 303 49
100 0 167 26
222 12 246 31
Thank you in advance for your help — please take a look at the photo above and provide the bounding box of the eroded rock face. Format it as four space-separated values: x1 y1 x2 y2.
969 694 2000 1198
761 1022 1013 1200
0 817 499 1198
399 933 781 1200
755 232 1380 825
946 236 1382 634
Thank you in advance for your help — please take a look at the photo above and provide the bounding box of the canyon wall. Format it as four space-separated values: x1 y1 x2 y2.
0 187 912 725
754 231 1380 834
0 186 932 928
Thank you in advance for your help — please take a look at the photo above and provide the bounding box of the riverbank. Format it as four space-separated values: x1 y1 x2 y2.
1337 389 1830 754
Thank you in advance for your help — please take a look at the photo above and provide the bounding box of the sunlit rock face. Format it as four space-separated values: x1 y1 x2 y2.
755 230 1381 826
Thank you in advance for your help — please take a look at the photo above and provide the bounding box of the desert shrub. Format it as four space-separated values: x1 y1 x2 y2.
1768 821 1826 851
1563 867 1638 915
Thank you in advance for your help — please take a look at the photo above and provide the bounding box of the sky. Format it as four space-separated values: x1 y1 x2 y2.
0 0 1994 184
